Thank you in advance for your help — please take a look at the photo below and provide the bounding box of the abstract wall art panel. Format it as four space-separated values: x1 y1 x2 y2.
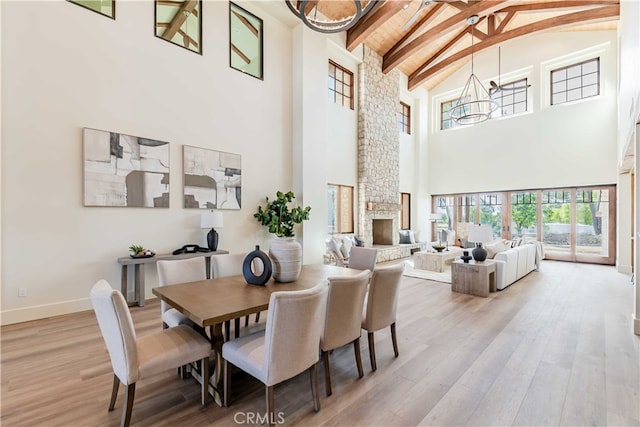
183 145 241 209
83 128 170 207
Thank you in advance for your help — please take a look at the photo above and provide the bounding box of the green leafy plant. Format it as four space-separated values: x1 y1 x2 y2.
129 244 147 255
254 191 311 238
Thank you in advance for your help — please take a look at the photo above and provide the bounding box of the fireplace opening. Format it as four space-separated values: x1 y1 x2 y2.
372 219 394 245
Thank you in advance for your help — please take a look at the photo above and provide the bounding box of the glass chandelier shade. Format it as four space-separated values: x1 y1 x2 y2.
448 73 499 125
449 15 498 125
285 0 376 33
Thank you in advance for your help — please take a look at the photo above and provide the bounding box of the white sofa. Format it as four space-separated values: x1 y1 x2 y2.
493 244 538 290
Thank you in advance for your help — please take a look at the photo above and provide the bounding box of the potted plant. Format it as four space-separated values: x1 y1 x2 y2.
254 191 311 282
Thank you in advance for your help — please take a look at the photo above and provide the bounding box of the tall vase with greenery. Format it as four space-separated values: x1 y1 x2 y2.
254 191 311 282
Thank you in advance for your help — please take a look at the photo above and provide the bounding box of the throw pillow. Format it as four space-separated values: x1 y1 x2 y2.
341 236 353 258
408 230 416 244
353 235 363 247
399 230 411 244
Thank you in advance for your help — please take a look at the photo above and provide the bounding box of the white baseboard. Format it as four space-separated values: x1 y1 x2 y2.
617 264 633 275
1 298 93 326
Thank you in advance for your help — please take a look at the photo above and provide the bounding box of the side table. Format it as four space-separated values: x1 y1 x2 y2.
117 250 229 306
451 259 497 297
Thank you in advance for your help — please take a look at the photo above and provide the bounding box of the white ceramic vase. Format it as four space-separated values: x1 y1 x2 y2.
269 237 302 282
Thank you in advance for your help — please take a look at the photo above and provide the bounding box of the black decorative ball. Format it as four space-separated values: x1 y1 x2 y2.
243 245 273 286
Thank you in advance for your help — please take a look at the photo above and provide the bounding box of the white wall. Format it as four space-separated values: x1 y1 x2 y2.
1 0 295 324
428 31 618 195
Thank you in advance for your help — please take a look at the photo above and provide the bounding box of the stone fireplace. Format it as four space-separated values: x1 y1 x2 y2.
357 46 401 247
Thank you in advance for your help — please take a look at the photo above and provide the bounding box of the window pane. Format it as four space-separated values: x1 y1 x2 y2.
552 81 566 93
583 59 598 73
583 73 598 86
567 88 581 102
553 93 566 105
567 77 581 90
567 65 581 79
583 84 599 98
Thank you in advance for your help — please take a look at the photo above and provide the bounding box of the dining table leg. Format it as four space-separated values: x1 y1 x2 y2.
208 323 225 406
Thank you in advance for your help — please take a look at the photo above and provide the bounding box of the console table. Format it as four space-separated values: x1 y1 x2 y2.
451 259 497 297
117 250 229 306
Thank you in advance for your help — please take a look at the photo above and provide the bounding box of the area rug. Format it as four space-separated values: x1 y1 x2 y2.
402 260 452 284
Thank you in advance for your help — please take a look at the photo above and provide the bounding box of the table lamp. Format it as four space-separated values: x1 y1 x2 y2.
200 210 223 251
467 224 492 262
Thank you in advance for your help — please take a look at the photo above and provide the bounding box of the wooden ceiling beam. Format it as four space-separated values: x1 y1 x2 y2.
162 0 198 40
420 26 470 71
346 0 411 52
408 4 619 90
232 10 259 37
383 0 507 74
499 0 619 14
388 3 447 56
495 11 515 33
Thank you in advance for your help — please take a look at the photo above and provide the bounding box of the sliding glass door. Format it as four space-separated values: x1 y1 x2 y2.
432 185 616 265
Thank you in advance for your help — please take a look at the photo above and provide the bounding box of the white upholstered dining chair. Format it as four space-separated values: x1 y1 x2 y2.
222 283 329 427
90 280 211 427
156 257 207 329
320 269 370 396
362 263 404 371
348 246 378 271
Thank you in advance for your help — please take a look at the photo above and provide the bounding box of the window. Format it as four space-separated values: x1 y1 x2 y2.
400 193 410 230
328 60 354 110
327 184 354 233
551 57 600 105
398 102 411 134
491 78 528 118
440 99 458 130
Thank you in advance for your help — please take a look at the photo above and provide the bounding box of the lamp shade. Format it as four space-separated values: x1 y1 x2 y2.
200 210 223 229
467 224 492 244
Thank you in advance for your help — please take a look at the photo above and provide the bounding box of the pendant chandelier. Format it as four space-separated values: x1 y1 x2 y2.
285 0 376 33
448 15 498 125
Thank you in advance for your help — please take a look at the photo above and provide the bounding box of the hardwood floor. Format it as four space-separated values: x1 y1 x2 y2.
2 260 639 426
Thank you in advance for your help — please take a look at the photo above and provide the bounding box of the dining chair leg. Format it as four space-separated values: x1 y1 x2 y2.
201 356 210 406
391 322 399 357
255 312 261 323
244 315 249 327
224 321 231 342
353 337 364 378
322 351 332 397
310 363 321 412
266 385 275 427
367 331 377 371
121 383 135 427
234 318 240 339
108 374 120 411
223 359 231 407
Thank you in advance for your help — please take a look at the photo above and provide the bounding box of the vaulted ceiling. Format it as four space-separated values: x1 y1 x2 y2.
337 0 619 90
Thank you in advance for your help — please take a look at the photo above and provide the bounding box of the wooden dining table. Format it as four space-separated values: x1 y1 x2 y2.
151 263 363 405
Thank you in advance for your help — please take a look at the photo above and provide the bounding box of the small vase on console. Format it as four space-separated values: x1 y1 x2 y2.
461 250 472 263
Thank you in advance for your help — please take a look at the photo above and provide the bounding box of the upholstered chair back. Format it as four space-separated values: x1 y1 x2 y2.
157 257 207 315
348 247 378 271
263 282 329 386
211 253 247 278
90 280 139 385
321 270 370 352
362 263 404 332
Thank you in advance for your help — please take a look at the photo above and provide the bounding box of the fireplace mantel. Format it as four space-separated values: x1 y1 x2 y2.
366 202 401 211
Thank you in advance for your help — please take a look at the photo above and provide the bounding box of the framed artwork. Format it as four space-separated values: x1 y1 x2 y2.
68 0 115 19
155 0 202 54
229 2 263 80
183 146 241 209
83 128 170 207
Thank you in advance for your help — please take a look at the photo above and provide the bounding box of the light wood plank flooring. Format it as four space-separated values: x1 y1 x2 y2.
2 260 639 426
